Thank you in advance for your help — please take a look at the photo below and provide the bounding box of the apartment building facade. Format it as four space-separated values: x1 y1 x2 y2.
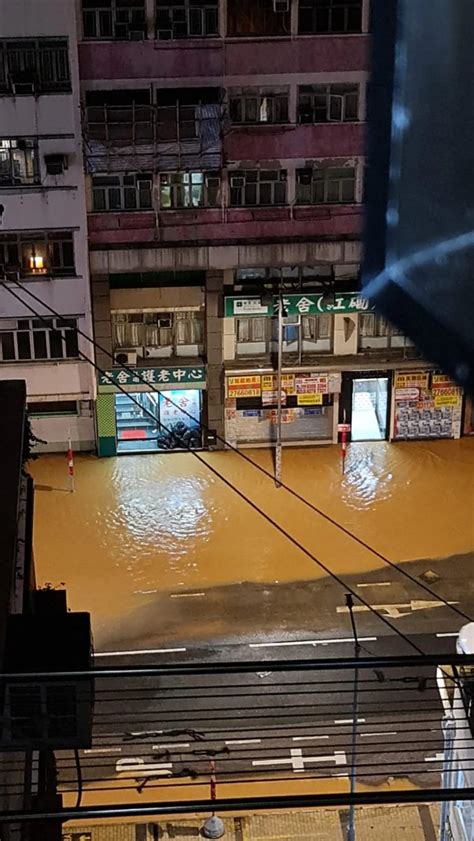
0 0 95 451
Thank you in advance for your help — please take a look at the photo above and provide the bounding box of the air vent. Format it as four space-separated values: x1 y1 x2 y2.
45 154 68 176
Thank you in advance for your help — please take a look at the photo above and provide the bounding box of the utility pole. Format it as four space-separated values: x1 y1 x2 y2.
275 291 283 488
346 593 361 841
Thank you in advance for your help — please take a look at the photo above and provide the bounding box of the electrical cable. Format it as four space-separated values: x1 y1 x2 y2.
1 281 433 655
3 275 471 627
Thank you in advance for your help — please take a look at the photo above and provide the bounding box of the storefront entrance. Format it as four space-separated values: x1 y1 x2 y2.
351 377 389 440
339 372 390 442
115 389 202 454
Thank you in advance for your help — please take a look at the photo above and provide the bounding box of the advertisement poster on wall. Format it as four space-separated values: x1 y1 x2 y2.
394 371 462 439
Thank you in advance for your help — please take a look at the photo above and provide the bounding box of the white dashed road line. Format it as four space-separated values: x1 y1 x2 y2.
225 739 262 746
95 647 187 657
334 718 366 725
249 637 377 649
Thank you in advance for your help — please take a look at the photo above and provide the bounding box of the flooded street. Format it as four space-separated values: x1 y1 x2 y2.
30 439 474 647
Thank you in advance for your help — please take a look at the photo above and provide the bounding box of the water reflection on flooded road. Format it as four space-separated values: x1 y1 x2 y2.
31 440 474 639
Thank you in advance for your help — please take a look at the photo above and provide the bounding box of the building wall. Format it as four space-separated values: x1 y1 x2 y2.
0 0 95 450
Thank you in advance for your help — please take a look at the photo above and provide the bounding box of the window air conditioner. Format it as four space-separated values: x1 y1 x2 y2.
273 0 289 11
114 349 138 366
230 175 245 187
129 29 145 40
11 79 36 96
45 154 68 176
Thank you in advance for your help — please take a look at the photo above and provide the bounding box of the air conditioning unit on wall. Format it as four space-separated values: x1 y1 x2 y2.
114 349 138 366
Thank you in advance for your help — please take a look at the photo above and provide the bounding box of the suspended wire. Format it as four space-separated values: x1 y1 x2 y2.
3 275 471 627
1 279 428 654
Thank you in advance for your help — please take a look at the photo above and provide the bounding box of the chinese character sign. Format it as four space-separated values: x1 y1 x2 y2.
225 294 375 317
98 366 206 389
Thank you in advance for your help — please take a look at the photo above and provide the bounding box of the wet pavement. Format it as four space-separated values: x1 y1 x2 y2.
30 439 474 652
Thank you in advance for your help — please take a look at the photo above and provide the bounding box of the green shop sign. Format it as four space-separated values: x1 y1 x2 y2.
98 365 206 390
224 293 375 318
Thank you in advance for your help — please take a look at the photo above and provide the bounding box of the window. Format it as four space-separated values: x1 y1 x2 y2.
0 39 71 95
296 166 356 203
28 400 78 415
86 90 153 145
0 317 79 362
160 171 220 208
236 316 267 348
232 265 345 293
82 0 146 39
0 138 39 186
298 84 359 123
358 313 412 350
230 170 287 206
156 0 219 39
112 310 204 356
229 90 289 124
299 0 362 34
92 173 152 211
302 314 332 350
0 231 75 276
227 0 290 37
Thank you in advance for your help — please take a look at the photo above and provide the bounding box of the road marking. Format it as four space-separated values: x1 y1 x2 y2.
170 592 205 599
225 739 262 746
84 747 122 754
252 748 346 772
95 647 187 657
152 743 190 751
425 752 444 763
249 637 377 649
337 600 459 620
293 735 329 742
360 731 398 738
357 582 391 588
116 757 173 777
334 718 366 725
436 632 459 638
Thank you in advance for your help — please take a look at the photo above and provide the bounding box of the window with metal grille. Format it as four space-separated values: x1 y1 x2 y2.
156 0 219 39
302 314 332 350
296 166 356 203
230 170 287 206
85 90 153 145
299 0 362 34
82 0 146 39
298 84 359 123
0 317 79 362
1 684 78 743
233 265 339 292
229 90 289 124
92 173 153 211
0 231 75 276
0 39 71 94
236 317 267 345
0 138 39 186
160 171 220 208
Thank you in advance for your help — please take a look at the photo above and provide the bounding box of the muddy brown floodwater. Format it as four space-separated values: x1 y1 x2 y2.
30 440 474 632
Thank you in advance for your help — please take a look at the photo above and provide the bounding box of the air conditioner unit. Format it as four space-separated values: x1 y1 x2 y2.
114 349 138 366
11 80 35 96
45 154 68 176
230 175 245 188
129 28 145 40
144 346 165 358
157 315 172 328
273 0 289 11
297 168 312 185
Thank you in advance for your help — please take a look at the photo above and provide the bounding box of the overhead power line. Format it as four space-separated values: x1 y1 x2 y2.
1 278 470 649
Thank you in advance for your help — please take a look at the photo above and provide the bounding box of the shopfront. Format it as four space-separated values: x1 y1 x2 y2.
339 371 391 442
224 370 340 447
393 371 463 440
96 365 206 456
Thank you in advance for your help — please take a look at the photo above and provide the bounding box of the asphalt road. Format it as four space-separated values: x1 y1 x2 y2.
49 632 462 803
